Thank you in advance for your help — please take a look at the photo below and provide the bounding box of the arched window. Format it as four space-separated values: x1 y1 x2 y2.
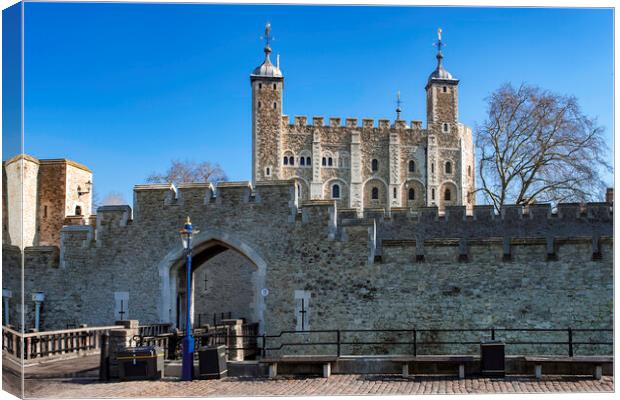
444 188 451 201
393 187 397 199
258 83 262 89
442 123 449 133
431 163 435 173
371 187 379 200
300 157 305 166
322 157 327 166
442 86 447 93
468 165 471 177
408 160 415 173
258 101 262 109
371 159 378 172
75 205 82 216
273 102 277 109
283 156 289 165
332 184 340 199
328 157 333 166
445 161 452 174
265 167 271 176
408 188 415 200
306 157 311 165
273 83 277 90
289 156 295 166
431 188 435 200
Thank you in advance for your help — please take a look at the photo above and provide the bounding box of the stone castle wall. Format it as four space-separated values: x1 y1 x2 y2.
2 180 612 357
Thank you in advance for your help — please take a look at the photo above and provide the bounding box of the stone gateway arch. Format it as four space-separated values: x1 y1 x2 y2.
157 229 268 333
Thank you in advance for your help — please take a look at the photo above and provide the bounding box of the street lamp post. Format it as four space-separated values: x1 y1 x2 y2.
179 216 199 381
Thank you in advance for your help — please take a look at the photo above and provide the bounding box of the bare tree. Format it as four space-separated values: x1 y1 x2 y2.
101 191 127 206
476 83 611 212
146 159 227 186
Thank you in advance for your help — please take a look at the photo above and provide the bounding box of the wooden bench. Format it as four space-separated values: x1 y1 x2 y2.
524 356 613 380
260 356 339 378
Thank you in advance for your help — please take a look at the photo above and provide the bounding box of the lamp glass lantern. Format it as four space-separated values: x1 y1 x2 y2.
179 217 199 249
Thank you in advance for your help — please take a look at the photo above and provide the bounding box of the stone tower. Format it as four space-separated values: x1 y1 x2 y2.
250 25 474 213
424 28 474 209
2 154 93 248
250 22 284 185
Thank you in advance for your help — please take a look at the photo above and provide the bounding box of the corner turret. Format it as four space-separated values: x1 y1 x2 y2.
251 22 285 185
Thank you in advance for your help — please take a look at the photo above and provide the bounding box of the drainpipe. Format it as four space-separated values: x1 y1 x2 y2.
2 289 12 326
32 292 45 331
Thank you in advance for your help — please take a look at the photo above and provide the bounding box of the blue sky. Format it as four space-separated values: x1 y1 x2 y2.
3 3 614 204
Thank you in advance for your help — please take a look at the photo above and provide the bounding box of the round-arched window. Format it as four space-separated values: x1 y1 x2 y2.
408 188 415 200
332 184 340 199
444 188 451 201
371 187 379 200
371 159 378 172
445 161 452 174
408 160 415 173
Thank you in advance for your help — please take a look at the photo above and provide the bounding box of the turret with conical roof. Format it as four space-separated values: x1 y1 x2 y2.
425 28 459 125
251 22 285 185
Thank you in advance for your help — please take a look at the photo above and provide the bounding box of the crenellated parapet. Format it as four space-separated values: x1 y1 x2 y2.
51 179 612 268
381 236 613 265
284 114 426 133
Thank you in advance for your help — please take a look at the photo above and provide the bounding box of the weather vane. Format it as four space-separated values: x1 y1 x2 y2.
434 27 444 53
396 90 402 120
261 22 274 50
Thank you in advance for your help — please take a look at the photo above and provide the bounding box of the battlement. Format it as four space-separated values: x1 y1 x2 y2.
381 236 613 264
284 115 425 131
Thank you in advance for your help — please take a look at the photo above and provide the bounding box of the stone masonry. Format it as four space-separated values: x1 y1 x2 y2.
252 27 475 213
1 179 613 356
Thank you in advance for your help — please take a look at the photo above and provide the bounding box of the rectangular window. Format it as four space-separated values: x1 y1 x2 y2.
114 292 129 321
294 290 310 332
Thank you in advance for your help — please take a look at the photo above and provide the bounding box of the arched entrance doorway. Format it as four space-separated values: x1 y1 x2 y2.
177 247 257 328
158 229 267 333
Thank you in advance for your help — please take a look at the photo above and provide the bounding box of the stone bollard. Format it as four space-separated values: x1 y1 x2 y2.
221 319 244 361
107 320 139 379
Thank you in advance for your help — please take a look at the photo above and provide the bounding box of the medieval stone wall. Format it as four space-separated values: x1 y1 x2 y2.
3 181 612 358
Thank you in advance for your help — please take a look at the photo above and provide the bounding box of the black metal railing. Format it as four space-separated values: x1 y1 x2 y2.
129 326 612 360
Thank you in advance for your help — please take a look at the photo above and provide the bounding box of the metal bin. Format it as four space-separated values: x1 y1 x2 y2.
480 340 505 377
117 346 164 381
198 345 228 379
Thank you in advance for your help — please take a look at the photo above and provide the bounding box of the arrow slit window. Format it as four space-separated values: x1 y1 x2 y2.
294 290 310 332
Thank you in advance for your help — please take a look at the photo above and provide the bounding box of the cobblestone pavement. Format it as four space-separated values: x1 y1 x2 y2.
20 374 613 398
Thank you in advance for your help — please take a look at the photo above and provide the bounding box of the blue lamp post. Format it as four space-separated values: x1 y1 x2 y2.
179 216 199 381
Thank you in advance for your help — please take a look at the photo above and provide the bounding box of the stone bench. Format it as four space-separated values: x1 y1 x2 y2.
260 356 339 378
524 356 613 380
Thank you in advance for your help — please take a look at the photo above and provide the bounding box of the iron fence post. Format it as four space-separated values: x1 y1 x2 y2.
336 330 341 357
568 327 573 357
261 333 266 358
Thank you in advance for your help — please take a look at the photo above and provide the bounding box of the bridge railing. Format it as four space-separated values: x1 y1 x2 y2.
2 325 118 362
